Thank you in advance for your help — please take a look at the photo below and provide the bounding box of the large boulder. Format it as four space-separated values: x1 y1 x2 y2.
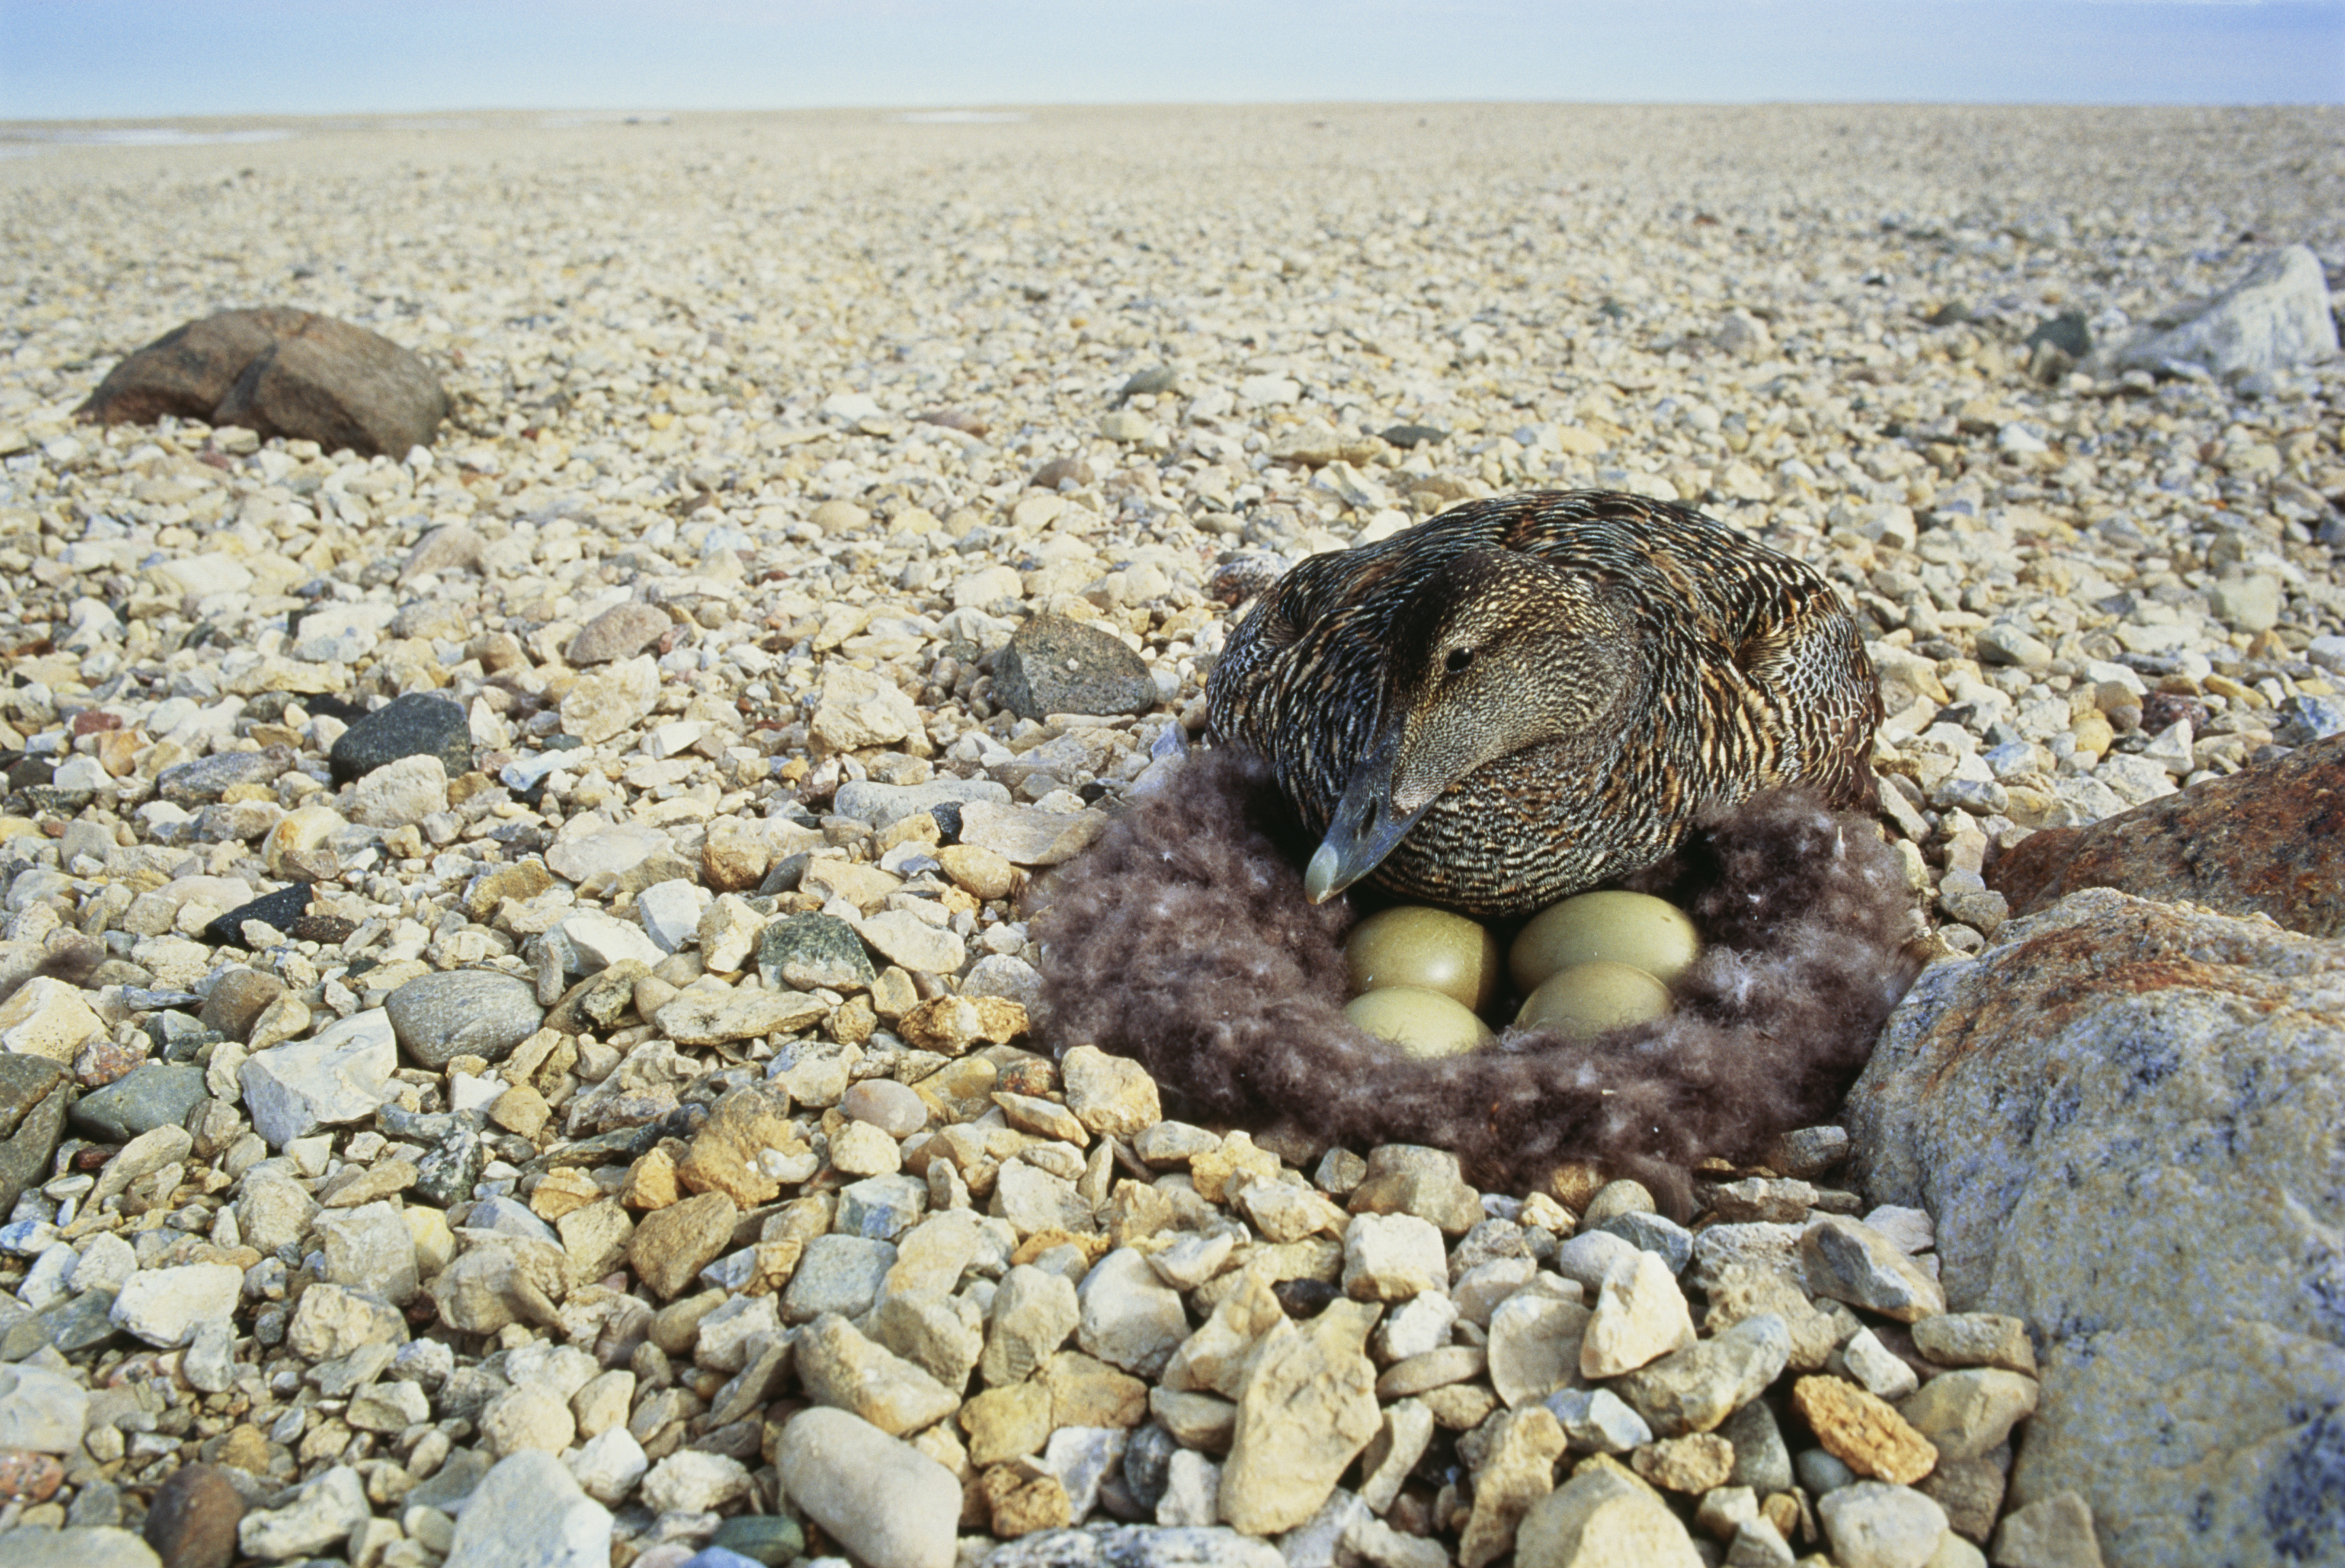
2095 243 2339 381
76 307 448 457
1846 887 2345 1568
1988 731 2344 938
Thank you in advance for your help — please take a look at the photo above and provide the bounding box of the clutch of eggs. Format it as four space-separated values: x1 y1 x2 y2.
1342 891 1699 1057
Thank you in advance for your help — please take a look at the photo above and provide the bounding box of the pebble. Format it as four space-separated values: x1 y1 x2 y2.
383 968 544 1066
1791 1375 1940 1485
777 1408 960 1568
568 602 672 666
1815 1480 1950 1568
237 1465 371 1561
990 613 1157 719
444 1450 612 1568
1516 1466 1704 1568
1801 1215 1948 1323
1989 1489 2106 1568
237 1007 399 1146
1897 1368 2040 1460
109 1261 241 1348
67 1062 207 1141
326 691 473 784
1581 1249 1699 1377
142 1464 243 1568
1077 1249 1190 1378
0 1364 88 1453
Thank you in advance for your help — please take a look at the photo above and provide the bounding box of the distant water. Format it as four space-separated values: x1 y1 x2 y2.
892 111 1028 125
0 126 298 157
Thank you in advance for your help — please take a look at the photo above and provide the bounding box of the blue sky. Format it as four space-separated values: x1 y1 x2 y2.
2 0 2338 117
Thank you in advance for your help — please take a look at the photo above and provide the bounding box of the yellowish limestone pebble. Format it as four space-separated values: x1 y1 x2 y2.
1515 960 1672 1039
1509 891 1701 994
1345 985 1494 1059
1345 906 1503 1013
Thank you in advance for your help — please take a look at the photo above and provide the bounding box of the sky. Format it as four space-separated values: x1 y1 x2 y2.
2 0 2339 119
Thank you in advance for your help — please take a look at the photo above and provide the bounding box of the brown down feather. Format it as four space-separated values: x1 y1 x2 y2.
1032 745 1926 1213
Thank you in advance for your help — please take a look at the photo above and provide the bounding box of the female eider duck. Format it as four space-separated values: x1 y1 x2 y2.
1205 490 1881 918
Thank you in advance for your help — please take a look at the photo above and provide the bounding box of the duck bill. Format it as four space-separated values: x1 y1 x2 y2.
1302 730 1435 904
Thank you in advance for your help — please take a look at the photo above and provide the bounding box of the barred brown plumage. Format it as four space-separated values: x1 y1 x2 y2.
1205 490 1882 918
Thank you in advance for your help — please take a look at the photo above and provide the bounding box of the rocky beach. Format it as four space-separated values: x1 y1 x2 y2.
0 104 2340 1568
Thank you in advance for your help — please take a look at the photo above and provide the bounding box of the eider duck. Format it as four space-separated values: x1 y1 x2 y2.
1205 490 1881 918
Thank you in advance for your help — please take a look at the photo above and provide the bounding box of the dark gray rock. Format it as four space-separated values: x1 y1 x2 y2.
1122 1424 1178 1512
757 914 877 994
157 746 297 806
329 692 473 786
1113 366 1178 404
992 613 1156 720
384 970 544 1069
70 1062 208 1142
2025 311 2092 360
18 1287 118 1358
203 883 311 949
76 307 449 458
0 1056 71 1216
411 1119 488 1208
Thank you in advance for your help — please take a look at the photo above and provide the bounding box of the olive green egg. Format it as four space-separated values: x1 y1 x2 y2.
1344 985 1495 1060
1515 959 1674 1039
1508 890 1701 994
1345 905 1504 1013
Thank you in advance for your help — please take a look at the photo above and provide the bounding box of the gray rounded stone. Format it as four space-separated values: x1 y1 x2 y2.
990 612 1156 720
70 1062 209 1142
384 970 544 1068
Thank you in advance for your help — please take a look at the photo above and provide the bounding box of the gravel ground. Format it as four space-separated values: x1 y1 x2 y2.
0 104 2341 1568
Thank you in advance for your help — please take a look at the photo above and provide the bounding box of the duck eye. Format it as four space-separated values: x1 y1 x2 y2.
1444 646 1474 675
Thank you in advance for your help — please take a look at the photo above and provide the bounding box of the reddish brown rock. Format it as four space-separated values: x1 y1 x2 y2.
144 1461 246 1568
77 307 448 457
0 1448 63 1504
1988 732 2344 938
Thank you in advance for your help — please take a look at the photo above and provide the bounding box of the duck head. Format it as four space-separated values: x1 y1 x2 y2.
1303 548 1639 904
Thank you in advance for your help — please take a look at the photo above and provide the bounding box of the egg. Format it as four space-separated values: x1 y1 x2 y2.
1345 905 1504 1013
1345 985 1495 1060
1515 959 1673 1039
1508 890 1701 994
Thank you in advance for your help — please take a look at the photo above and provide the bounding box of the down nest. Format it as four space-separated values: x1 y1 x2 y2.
1032 746 1927 1211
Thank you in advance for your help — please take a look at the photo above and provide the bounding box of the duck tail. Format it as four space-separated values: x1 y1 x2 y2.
1031 747 1925 1215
